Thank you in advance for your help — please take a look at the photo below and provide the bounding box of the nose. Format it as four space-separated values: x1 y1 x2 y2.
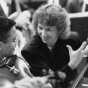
41 29 47 37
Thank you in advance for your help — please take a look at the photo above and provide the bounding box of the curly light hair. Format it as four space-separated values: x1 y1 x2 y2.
32 4 70 35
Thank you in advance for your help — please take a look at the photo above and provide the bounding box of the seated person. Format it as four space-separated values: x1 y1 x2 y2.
21 4 88 88
0 16 32 84
0 16 52 88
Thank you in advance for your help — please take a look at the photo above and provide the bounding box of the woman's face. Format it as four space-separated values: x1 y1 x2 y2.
37 24 59 47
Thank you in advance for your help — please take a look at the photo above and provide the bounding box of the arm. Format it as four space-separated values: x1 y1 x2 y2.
56 41 88 82
61 41 88 81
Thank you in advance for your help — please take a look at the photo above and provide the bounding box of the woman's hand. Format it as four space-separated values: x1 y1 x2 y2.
57 71 66 80
66 41 88 69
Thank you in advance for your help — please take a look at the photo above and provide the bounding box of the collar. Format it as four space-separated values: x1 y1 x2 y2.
0 55 19 74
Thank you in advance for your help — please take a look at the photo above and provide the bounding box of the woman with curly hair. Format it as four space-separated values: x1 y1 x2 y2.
21 4 88 88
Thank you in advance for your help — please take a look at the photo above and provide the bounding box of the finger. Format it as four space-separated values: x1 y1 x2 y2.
84 45 88 53
57 71 66 79
79 41 87 51
66 45 73 55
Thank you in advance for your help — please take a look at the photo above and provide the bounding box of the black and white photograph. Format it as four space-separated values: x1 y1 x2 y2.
0 0 88 88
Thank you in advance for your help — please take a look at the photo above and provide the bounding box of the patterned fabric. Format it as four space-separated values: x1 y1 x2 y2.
0 55 28 83
0 55 20 83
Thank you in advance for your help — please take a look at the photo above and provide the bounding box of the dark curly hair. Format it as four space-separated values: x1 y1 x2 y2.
32 4 70 35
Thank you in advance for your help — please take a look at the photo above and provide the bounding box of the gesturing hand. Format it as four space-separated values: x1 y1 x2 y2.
66 41 87 69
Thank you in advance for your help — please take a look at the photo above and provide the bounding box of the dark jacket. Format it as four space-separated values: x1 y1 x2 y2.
22 35 80 81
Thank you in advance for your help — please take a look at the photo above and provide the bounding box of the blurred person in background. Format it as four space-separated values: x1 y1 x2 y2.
65 0 84 13
47 0 83 13
0 0 20 17
59 0 68 8
17 0 46 11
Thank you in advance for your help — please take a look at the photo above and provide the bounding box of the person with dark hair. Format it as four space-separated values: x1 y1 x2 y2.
65 0 83 13
21 4 88 88
0 16 52 88
0 16 33 85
